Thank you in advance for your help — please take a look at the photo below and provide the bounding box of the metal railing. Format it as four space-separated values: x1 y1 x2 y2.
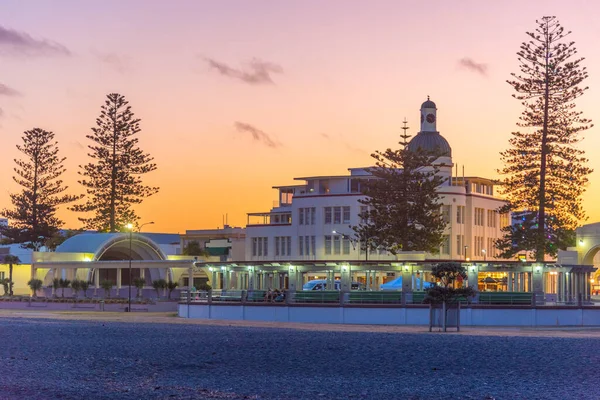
179 290 598 307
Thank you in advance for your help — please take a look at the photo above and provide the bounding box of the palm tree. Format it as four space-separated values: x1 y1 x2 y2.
27 279 43 298
166 281 178 300
4 255 20 296
1 278 11 296
71 279 82 298
51 278 60 297
80 280 90 298
100 280 113 298
152 279 167 299
133 277 145 298
58 278 71 298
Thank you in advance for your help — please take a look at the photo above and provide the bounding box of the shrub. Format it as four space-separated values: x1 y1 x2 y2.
152 279 167 298
27 279 44 298
166 281 178 299
80 281 91 298
100 280 113 298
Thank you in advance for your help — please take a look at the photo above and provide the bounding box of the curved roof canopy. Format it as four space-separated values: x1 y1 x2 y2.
56 233 166 261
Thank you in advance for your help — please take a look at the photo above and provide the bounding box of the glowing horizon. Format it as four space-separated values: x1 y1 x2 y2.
1 0 600 233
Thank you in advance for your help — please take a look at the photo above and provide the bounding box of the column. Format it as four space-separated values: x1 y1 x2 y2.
340 265 351 293
188 265 194 290
116 268 122 298
94 268 100 296
164 268 169 296
52 268 58 297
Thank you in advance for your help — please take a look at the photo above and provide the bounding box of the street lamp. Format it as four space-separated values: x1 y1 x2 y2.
464 245 468 261
126 221 154 312
482 249 487 262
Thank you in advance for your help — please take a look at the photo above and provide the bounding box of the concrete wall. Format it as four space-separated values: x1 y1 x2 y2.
179 304 600 327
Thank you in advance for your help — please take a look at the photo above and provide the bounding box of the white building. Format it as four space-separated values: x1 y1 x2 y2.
246 99 511 262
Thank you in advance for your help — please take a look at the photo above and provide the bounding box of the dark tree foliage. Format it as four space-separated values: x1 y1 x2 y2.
498 16 592 261
424 262 476 304
72 93 159 232
353 134 447 254
44 229 85 252
182 241 210 257
1 128 80 249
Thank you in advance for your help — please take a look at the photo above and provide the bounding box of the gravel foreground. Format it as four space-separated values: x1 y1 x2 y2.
0 316 598 400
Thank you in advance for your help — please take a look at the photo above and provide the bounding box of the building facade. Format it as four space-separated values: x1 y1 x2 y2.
245 99 511 262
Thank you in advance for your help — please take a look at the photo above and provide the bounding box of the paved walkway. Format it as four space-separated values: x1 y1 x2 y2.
1 308 600 338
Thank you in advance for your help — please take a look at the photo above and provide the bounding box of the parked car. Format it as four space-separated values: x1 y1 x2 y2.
302 279 363 291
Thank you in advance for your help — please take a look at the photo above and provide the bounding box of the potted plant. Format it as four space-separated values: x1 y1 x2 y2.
80 280 90 299
100 280 113 298
166 281 178 300
133 277 145 299
152 279 167 299
71 279 82 298
27 278 43 298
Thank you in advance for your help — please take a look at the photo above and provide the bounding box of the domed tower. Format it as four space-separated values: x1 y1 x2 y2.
407 97 452 157
406 97 453 183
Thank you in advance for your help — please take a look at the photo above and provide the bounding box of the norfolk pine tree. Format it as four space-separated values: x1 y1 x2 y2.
498 16 592 261
1 128 80 249
71 93 159 232
354 122 446 254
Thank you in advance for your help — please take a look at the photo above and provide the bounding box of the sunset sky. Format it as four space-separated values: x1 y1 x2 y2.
1 0 600 233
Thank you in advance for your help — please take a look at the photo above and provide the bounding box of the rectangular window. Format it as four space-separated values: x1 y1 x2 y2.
299 236 304 256
262 237 268 257
324 235 332 255
441 235 450 254
333 206 341 224
275 236 291 256
500 213 510 228
456 235 465 256
441 205 451 224
487 237 495 258
474 236 484 257
333 235 341 254
310 207 316 225
456 206 465 224
343 237 351 254
343 206 351 224
311 236 316 256
474 208 484 226
305 236 310 256
299 208 304 225
252 238 258 256
359 206 368 224
324 207 332 224
487 210 497 227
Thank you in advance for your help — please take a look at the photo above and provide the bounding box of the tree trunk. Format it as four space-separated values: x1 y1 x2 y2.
9 264 13 296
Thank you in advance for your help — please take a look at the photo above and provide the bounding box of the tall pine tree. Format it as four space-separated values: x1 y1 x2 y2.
353 125 446 255
71 93 159 232
1 128 80 249
497 16 592 261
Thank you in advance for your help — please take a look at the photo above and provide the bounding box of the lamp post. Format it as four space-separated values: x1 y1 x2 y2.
482 249 487 262
464 245 469 261
126 221 154 312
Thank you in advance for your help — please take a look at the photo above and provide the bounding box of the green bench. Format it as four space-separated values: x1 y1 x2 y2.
348 291 402 304
293 291 340 303
478 292 533 305
410 291 427 304
246 291 268 302
212 291 243 302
